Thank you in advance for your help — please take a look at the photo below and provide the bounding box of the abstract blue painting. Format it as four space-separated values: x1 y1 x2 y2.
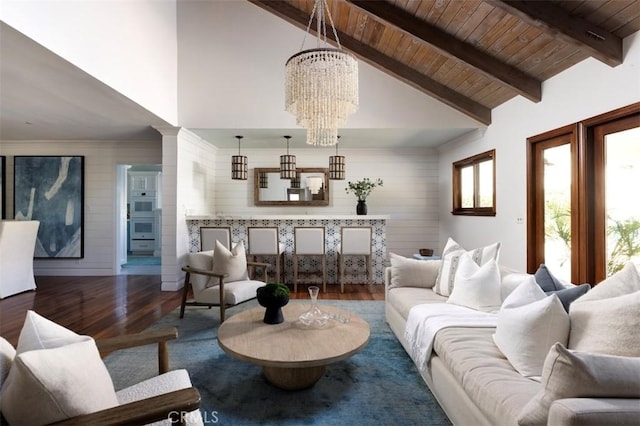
14 156 84 259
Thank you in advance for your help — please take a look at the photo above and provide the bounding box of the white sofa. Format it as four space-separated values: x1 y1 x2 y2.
385 255 640 426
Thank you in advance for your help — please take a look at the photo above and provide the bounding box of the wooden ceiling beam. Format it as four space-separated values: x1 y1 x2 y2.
347 0 541 103
248 0 491 125
487 0 622 67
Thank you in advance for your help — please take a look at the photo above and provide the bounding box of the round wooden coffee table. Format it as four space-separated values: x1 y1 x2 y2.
217 302 370 390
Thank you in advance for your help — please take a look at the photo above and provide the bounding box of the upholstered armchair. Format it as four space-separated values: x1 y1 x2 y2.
0 220 40 299
0 311 201 426
181 240 269 323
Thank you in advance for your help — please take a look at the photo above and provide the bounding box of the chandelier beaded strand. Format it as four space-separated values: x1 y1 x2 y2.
231 135 248 180
285 0 358 147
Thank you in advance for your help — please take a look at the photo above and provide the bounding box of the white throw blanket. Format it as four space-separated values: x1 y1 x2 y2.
404 303 498 371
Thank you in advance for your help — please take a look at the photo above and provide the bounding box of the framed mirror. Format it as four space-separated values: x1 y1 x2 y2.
254 168 329 206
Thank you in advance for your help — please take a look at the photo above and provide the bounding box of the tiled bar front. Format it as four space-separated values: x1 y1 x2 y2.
186 215 388 286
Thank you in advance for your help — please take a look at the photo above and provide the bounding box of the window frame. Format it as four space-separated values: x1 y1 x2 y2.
452 149 496 216
526 102 640 284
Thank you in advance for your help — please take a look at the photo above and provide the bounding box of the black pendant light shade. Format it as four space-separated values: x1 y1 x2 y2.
231 135 248 180
280 135 296 179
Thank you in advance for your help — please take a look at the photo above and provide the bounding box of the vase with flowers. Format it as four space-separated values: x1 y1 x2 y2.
345 178 383 215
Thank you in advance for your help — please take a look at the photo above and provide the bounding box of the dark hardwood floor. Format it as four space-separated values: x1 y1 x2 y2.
0 275 384 347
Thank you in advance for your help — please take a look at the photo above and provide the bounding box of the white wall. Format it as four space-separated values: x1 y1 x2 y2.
210 147 440 259
1 140 162 275
0 0 178 124
438 32 640 272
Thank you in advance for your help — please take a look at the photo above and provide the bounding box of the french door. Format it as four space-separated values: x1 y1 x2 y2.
527 103 639 285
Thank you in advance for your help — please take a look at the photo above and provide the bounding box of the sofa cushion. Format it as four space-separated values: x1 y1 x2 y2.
447 255 501 312
493 278 569 379
575 261 640 303
211 240 249 284
568 291 640 357
388 253 440 289
434 238 501 297
0 311 118 425
433 327 540 426
532 264 590 312
386 287 447 320
517 343 640 426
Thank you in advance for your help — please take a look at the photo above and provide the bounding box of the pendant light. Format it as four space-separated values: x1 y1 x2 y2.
329 135 345 180
231 135 248 180
280 135 296 179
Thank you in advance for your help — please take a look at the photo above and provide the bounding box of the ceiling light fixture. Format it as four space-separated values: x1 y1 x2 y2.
329 135 345 180
285 0 358 147
231 135 247 180
280 135 296 179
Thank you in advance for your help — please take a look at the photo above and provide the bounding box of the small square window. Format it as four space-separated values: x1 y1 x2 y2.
452 149 496 216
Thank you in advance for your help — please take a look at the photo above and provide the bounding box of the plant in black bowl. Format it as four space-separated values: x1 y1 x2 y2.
256 283 290 324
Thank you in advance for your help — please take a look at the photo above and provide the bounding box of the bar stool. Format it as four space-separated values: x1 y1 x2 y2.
247 227 283 283
338 227 372 293
200 227 231 251
293 227 326 293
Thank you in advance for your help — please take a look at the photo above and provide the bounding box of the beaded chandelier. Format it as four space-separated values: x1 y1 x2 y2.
285 0 358 146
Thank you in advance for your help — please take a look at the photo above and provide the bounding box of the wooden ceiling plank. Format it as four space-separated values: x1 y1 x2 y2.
486 0 623 66
455 2 495 41
445 1 483 36
347 0 541 102
248 0 491 125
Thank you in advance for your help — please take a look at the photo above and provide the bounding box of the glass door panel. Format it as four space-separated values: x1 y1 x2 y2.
543 144 572 281
604 126 640 276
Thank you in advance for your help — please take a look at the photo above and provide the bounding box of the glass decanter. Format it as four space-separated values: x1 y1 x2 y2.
299 286 330 327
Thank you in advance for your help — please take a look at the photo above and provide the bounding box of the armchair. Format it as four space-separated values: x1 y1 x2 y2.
181 241 269 323
55 328 201 425
0 312 202 426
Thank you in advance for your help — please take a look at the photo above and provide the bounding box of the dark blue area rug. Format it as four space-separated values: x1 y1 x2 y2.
104 300 451 426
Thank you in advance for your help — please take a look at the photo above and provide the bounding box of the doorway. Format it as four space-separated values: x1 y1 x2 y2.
116 164 162 275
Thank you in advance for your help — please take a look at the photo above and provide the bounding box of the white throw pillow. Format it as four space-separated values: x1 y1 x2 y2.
447 254 502 312
434 237 501 297
574 261 640 303
389 253 440 289
493 283 570 379
501 275 545 308
211 240 249 284
568 291 640 357
500 272 533 301
517 343 640 426
0 311 118 425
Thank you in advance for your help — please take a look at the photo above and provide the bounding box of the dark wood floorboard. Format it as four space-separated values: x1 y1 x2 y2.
0 276 384 347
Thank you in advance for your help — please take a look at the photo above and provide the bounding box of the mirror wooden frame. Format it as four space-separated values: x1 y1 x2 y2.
254 168 330 206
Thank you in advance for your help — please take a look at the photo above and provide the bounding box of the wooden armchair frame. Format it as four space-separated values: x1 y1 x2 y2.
50 327 201 426
180 261 269 323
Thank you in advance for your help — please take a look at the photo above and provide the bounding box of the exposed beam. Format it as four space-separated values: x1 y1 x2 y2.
347 0 541 103
487 0 622 67
248 0 491 125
